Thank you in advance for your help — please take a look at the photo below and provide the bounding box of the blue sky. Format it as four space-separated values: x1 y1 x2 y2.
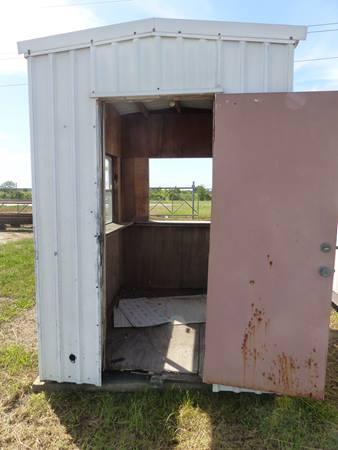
1 0 338 188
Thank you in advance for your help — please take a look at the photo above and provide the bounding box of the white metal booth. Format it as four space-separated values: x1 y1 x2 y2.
18 18 307 387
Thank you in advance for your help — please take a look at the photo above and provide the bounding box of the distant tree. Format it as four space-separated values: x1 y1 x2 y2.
150 188 166 201
0 180 16 189
195 185 212 201
168 187 181 200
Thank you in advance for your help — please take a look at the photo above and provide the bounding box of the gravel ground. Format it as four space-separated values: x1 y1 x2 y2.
0 307 37 351
0 230 33 244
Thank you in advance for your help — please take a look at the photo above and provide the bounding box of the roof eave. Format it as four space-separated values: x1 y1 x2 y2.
17 17 307 56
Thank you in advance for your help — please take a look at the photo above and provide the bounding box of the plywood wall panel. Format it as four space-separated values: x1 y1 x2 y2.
121 110 212 158
123 224 210 289
121 158 149 222
105 103 121 157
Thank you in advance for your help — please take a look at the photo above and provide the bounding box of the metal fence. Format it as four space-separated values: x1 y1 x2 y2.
0 188 32 213
0 187 33 228
149 182 201 220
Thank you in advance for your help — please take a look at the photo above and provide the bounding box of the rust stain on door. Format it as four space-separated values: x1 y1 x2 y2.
203 92 338 399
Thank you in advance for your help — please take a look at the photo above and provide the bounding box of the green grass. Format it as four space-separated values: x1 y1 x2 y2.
0 205 32 213
0 344 36 376
18 384 338 449
149 200 211 220
0 238 35 323
0 237 338 449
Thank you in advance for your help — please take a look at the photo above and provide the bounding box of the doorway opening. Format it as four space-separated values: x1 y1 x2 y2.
103 95 213 385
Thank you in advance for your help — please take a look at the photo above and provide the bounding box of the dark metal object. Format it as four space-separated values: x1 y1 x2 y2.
0 213 32 226
320 242 331 253
319 266 332 277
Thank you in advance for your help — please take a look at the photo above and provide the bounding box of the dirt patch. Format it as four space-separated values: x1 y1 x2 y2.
0 308 37 351
0 230 33 245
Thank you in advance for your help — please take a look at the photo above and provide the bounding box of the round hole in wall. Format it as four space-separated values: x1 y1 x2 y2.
69 354 76 363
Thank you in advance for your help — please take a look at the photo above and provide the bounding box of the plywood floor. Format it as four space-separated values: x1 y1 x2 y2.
114 295 206 327
107 323 205 375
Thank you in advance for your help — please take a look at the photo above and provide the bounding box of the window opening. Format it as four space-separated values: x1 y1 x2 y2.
105 155 113 224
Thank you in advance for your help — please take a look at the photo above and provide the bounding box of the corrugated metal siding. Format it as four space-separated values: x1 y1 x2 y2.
28 48 102 385
93 37 294 96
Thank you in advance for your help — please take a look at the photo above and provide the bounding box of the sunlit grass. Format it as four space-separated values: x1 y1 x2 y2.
0 237 338 449
150 200 211 220
0 238 35 324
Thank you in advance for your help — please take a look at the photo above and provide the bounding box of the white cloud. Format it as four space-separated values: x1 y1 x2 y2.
134 0 213 20
133 0 187 19
0 0 214 76
0 0 101 75
294 30 338 91
0 147 32 187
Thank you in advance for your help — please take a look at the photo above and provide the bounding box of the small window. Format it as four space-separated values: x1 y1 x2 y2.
149 158 212 221
105 156 113 224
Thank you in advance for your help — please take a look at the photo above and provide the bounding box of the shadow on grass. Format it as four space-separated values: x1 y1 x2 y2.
46 389 267 449
47 382 338 449
44 327 338 449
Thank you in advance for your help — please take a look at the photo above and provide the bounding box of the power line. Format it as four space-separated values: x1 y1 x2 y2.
308 22 338 27
295 55 338 63
308 28 338 34
0 82 27 88
42 0 133 8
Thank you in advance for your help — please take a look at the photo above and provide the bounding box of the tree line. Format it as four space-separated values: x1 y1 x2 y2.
150 185 212 201
0 181 32 200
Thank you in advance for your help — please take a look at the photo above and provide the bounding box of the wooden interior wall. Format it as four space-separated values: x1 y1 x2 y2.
106 230 123 304
104 105 123 368
122 223 210 289
105 106 213 223
105 229 123 367
105 103 150 223
120 158 149 222
105 104 123 222
105 104 121 157
121 109 212 158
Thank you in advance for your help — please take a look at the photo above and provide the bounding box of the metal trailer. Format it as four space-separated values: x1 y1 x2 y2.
18 19 338 398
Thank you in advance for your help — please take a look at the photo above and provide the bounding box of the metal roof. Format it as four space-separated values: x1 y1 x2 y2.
17 17 307 56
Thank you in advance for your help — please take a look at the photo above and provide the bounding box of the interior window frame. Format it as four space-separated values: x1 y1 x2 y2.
105 155 114 225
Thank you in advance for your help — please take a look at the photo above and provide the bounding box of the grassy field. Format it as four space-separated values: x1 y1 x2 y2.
1 237 338 449
149 200 211 220
0 205 32 214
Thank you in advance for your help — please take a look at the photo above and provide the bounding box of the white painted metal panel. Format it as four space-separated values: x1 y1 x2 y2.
29 55 60 380
244 42 265 92
221 41 242 93
20 19 307 100
28 49 102 386
268 43 293 92
92 36 297 97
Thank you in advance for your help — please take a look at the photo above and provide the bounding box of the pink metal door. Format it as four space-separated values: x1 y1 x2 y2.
204 92 338 399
